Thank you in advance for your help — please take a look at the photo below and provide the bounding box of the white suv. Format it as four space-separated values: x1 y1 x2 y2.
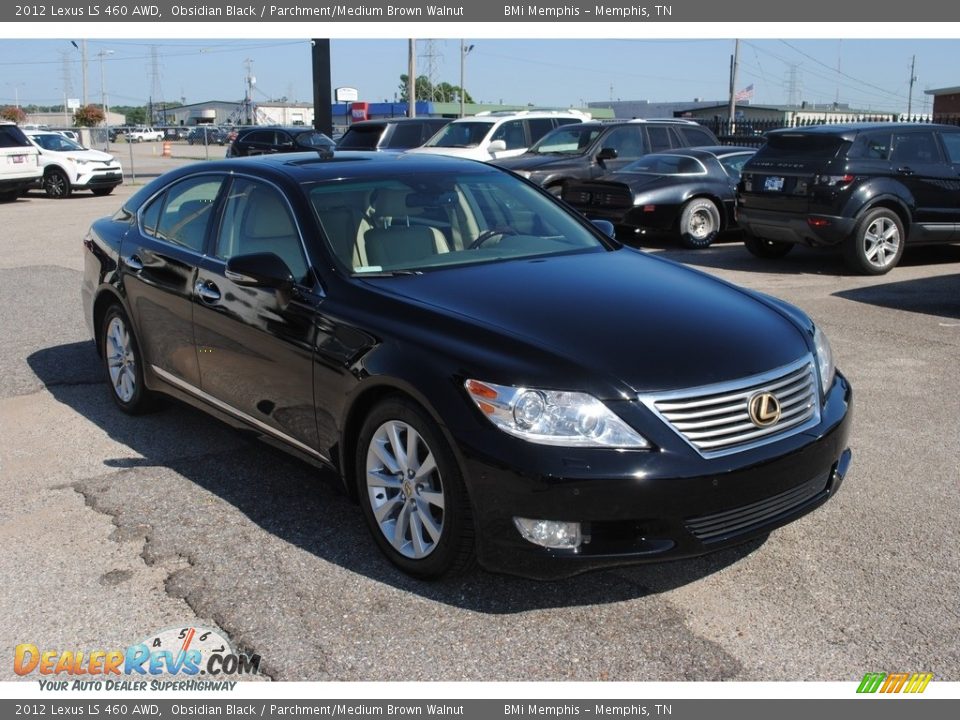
407 110 588 162
0 122 42 202
27 130 123 199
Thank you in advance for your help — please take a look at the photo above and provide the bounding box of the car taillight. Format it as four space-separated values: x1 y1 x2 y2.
817 173 855 187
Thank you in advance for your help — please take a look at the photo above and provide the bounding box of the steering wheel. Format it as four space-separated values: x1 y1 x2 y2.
468 226 518 249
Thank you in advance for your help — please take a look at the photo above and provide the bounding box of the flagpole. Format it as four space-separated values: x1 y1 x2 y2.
728 38 740 134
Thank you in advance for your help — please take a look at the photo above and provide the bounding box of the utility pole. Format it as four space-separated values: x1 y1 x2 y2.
81 40 88 106
728 38 740 131
907 55 917 118
459 40 474 118
407 39 416 117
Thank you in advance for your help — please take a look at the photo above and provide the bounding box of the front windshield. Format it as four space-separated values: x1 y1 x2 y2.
307 169 607 274
527 125 604 155
31 134 84 152
422 121 494 149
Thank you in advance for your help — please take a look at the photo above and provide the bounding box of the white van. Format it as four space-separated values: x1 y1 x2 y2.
406 110 588 162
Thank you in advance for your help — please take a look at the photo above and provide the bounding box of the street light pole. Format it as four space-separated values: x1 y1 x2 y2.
459 40 474 118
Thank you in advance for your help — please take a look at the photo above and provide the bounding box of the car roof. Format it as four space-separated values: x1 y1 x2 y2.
766 122 960 140
650 146 756 157
347 118 448 127
123 151 502 211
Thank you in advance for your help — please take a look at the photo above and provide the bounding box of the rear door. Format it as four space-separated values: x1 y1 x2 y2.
121 173 228 388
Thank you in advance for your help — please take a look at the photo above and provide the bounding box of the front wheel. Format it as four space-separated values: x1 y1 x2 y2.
356 397 475 578
679 198 721 249
843 207 905 275
43 169 72 199
743 232 793 259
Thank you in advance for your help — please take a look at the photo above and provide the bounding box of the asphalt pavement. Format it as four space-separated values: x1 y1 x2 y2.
1 145 958 683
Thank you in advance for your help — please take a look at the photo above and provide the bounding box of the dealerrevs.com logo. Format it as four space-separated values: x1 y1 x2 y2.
14 627 261 691
857 672 934 694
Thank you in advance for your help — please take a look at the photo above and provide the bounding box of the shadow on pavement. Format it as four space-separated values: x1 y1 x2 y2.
29 340 763 614
833 272 960 320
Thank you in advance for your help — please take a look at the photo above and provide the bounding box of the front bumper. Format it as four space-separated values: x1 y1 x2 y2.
458 373 852 579
739 208 855 247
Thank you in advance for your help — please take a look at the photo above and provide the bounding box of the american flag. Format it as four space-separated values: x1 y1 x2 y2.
735 84 755 102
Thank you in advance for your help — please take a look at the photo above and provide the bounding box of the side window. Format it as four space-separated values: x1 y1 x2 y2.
892 132 942 164
215 177 310 285
491 120 527 150
679 127 716 147
937 132 960 163
601 127 645 160
647 127 674 153
143 175 224 253
387 123 423 148
527 118 555 144
860 133 892 160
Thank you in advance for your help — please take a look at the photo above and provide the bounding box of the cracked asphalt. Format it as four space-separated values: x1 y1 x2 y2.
1 144 958 684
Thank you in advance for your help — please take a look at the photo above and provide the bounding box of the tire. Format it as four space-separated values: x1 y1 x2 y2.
42 169 72 199
356 397 475 579
0 190 18 203
91 187 115 197
679 198 721 249
743 232 794 259
843 207 905 275
101 305 155 414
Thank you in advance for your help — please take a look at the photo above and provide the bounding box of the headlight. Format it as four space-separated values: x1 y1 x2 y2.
813 325 835 397
68 156 91 165
465 379 650 448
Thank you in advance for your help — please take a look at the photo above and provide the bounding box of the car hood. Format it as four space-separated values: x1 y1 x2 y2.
590 173 677 191
46 147 116 162
365 249 811 396
493 154 583 171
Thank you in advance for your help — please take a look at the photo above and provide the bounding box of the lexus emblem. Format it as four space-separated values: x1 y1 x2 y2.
748 392 781 427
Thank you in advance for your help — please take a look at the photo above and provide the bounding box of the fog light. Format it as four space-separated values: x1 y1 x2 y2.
513 517 582 550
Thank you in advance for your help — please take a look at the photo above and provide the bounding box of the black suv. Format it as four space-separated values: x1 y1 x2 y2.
738 123 960 274
226 126 336 158
337 117 450 151
492 119 718 196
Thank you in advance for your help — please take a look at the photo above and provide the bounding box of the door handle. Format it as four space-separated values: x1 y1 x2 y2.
195 280 221 303
123 254 143 272
896 166 915 176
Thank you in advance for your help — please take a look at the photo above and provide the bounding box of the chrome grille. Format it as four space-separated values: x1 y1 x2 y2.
641 358 820 457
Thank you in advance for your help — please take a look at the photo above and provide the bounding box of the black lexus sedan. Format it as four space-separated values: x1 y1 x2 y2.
562 147 756 248
81 151 852 580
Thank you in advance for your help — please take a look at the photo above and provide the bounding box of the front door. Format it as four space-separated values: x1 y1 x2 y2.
192 176 322 455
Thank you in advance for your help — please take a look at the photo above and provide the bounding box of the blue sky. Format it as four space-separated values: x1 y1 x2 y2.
1 38 957 115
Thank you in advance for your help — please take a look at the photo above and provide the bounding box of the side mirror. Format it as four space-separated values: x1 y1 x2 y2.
487 140 507 154
225 252 295 289
590 219 616 238
596 147 618 163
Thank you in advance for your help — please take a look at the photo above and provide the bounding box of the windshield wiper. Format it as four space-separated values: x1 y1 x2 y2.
352 269 421 278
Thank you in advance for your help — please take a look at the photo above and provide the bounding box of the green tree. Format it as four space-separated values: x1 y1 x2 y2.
74 104 105 127
0 106 26 124
398 75 473 104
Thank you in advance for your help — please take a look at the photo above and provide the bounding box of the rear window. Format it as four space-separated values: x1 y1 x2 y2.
386 122 430 149
338 125 386 150
0 125 31 148
757 133 847 161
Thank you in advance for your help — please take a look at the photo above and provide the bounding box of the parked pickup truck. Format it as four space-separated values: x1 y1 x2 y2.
124 127 164 142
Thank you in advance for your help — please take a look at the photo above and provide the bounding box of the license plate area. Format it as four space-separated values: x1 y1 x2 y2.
763 176 785 192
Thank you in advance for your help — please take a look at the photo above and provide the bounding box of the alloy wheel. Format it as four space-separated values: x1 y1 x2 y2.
105 316 137 403
863 216 901 270
365 420 446 559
